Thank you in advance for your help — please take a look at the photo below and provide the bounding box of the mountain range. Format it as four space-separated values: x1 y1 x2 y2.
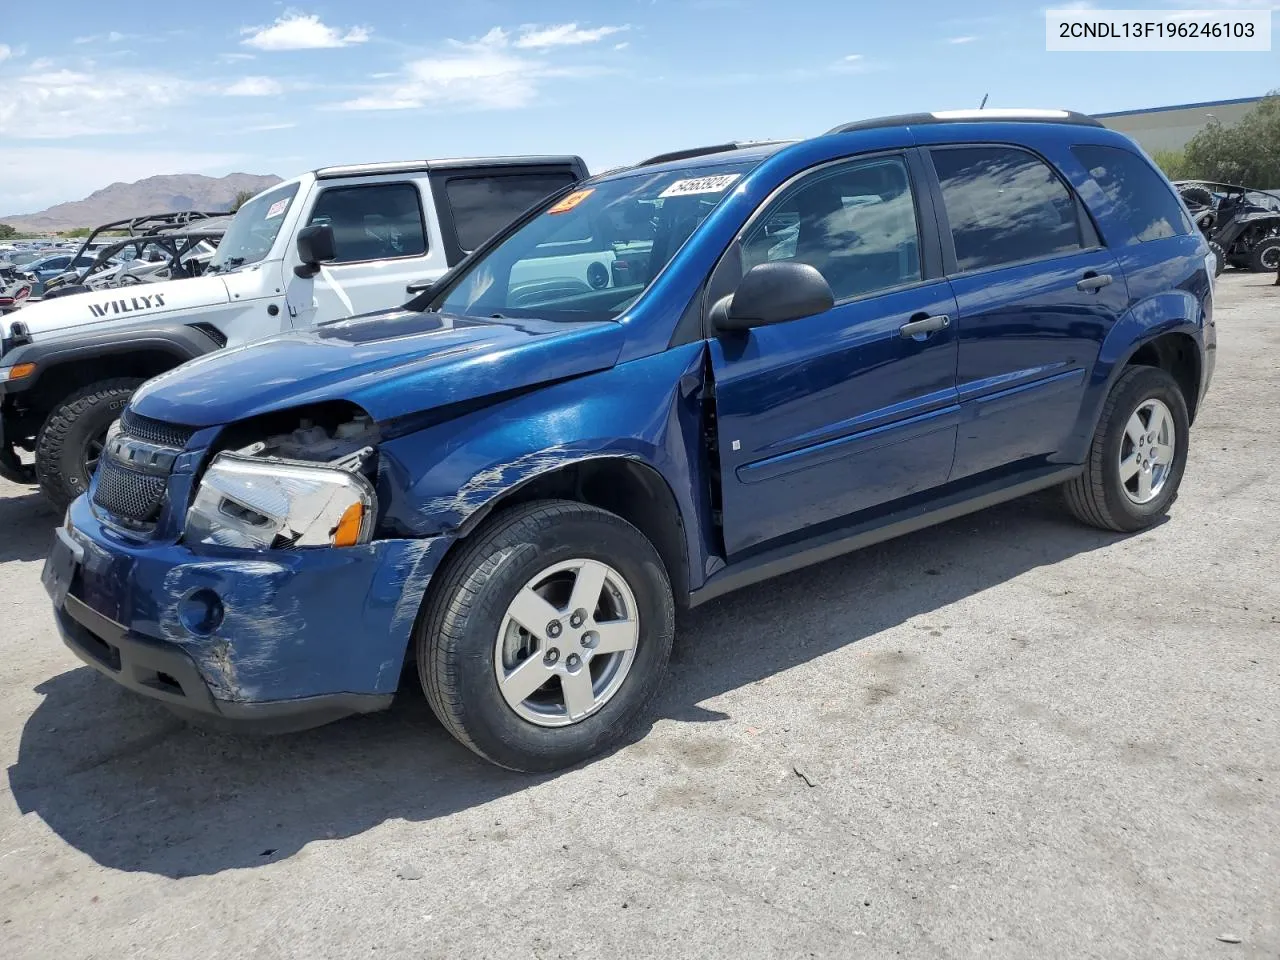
0 173 283 233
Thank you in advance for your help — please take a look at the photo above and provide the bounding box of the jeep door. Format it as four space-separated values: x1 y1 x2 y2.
922 143 1128 480
708 152 960 556
295 176 447 321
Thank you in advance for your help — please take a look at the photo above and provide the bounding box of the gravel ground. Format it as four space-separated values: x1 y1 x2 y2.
1 272 1277 959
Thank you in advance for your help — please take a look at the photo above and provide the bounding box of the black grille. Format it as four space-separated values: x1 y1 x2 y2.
119 408 195 448
93 458 168 522
91 406 193 525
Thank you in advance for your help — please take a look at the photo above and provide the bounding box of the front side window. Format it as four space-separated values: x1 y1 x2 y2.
444 173 581 252
740 155 922 302
307 182 427 264
931 146 1082 272
208 182 300 273
1072 143 1191 244
436 162 753 323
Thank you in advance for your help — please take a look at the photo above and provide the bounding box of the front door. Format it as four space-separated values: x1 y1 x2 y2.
297 179 445 325
710 153 960 557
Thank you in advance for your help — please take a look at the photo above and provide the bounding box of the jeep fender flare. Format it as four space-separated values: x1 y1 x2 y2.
0 321 224 396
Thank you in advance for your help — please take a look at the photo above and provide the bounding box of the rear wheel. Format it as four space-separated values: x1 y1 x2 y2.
417 500 675 772
1062 366 1189 533
34 378 141 510
1248 236 1280 273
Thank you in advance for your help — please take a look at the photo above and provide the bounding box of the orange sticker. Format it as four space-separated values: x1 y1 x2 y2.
547 188 594 215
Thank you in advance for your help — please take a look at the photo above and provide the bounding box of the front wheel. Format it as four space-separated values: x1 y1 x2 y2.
1062 366 1190 533
1248 236 1280 274
34 378 142 509
417 500 675 772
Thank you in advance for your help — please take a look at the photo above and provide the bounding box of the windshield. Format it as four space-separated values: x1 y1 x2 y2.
435 162 752 323
207 182 299 273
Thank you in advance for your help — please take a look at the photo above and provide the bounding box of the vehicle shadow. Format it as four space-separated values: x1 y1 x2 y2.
7 491 1129 878
0 489 59 564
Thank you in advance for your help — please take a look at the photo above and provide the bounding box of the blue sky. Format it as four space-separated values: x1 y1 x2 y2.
0 0 1275 214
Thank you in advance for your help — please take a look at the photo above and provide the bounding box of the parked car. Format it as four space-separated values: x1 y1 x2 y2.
0 248 44 281
0 155 588 506
17 253 102 296
42 110 1214 771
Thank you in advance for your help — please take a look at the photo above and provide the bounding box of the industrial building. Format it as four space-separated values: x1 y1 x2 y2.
1094 96 1263 154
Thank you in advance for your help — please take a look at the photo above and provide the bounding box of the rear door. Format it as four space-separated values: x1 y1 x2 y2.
429 165 585 267
924 143 1128 481
709 152 960 556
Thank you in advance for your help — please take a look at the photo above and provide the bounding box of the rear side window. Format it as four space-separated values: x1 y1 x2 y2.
931 146 1082 272
444 173 579 252
1071 144 1191 243
307 182 428 264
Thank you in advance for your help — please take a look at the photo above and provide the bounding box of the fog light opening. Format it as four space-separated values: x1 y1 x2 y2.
179 589 225 637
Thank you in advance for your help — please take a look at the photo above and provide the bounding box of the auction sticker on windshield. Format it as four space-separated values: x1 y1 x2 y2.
265 199 289 219
659 174 741 198
548 189 594 215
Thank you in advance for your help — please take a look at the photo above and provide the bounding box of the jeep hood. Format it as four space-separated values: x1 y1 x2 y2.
128 309 626 427
6 274 232 340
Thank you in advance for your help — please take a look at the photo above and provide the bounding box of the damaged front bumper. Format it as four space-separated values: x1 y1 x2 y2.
43 493 451 732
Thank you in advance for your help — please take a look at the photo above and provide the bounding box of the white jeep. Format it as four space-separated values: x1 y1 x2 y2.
0 155 587 506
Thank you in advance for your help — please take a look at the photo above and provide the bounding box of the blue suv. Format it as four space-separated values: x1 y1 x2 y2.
43 110 1215 771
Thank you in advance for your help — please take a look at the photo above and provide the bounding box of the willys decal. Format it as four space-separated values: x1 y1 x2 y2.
87 293 167 318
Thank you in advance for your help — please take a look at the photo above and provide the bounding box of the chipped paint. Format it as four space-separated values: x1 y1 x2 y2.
158 559 302 700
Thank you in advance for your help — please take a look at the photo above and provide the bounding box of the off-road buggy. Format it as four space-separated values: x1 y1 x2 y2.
40 211 226 300
1175 180 1280 274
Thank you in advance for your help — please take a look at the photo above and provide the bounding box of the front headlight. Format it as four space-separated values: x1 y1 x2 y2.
185 452 376 549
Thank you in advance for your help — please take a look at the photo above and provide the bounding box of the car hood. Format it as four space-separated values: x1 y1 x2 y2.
4 274 231 340
128 309 627 427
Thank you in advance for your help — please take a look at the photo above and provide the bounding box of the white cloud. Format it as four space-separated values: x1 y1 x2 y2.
614 41 630 50
244 121 297 132
948 35 978 44
224 76 284 97
513 23 629 49
241 13 370 51
843 53 864 61
29 58 54 70
334 26 598 112
0 147 247 216
219 52 257 62
0 67 186 139
0 44 12 62
73 31 128 44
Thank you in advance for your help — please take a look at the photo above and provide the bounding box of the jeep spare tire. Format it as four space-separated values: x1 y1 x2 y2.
35 378 142 510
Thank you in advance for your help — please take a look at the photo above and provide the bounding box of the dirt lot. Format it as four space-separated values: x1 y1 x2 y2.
1 273 1277 959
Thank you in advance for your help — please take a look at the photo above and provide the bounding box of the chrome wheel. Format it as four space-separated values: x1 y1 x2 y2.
1120 397 1176 504
494 559 640 727
1261 243 1280 271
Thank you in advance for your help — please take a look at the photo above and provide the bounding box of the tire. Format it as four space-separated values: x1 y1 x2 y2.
417 500 675 772
1208 240 1226 277
34 378 142 510
1062 366 1190 533
1248 236 1280 274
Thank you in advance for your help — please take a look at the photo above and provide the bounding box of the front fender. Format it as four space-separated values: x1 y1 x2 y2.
0 320 223 396
376 342 721 592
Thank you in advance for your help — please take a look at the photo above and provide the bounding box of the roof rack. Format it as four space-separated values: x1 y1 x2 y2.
637 140 795 168
825 109 1102 135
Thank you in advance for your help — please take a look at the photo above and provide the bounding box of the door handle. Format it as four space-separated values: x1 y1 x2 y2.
898 314 951 339
1076 272 1114 292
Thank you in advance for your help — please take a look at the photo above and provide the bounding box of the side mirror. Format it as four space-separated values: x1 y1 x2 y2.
405 278 434 296
294 223 337 278
713 261 834 332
